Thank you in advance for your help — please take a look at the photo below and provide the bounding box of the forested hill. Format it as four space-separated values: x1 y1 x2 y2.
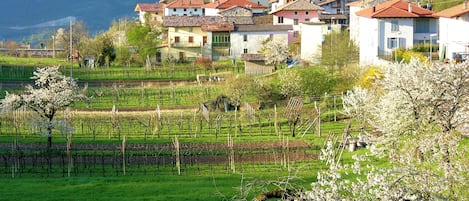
0 0 157 42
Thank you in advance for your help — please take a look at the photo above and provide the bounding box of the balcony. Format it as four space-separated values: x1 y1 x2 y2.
171 42 202 48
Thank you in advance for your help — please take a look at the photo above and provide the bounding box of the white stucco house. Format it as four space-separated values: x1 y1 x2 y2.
135 3 165 25
355 0 437 66
300 21 326 63
203 0 267 16
434 2 469 61
230 24 292 59
164 0 205 16
349 0 377 44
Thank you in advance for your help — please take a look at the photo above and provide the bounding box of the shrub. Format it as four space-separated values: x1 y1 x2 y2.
356 66 383 89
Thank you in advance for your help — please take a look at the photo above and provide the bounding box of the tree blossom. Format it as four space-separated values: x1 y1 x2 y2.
0 66 84 149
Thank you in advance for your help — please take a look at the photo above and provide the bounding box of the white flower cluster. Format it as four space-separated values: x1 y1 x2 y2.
1 66 84 138
304 59 469 200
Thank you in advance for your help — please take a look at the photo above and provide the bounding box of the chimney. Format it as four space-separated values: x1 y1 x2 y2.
408 2 412 13
372 6 375 12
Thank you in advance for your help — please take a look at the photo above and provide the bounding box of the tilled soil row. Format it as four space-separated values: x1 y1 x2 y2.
0 141 313 152
0 151 316 166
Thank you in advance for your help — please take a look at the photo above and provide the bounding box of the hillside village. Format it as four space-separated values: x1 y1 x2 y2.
134 0 469 67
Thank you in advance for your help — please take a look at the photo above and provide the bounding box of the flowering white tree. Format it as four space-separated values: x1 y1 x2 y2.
0 66 84 149
304 59 469 200
278 70 302 99
261 39 289 70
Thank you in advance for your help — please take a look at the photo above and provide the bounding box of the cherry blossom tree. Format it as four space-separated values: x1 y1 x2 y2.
1 66 84 149
261 39 289 70
304 59 469 200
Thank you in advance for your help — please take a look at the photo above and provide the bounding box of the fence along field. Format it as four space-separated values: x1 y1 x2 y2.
0 99 348 178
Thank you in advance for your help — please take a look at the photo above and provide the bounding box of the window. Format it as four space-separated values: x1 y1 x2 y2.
269 34 273 40
188 36 194 43
305 11 309 15
173 8 176 12
194 8 198 11
391 20 399 32
243 34 248 42
305 18 310 22
414 18 430 33
175 28 179 32
174 36 180 43
388 37 397 49
294 19 299 25
243 48 248 54
278 16 284 23
387 37 405 49
189 27 193 32
294 11 298 15
184 8 187 11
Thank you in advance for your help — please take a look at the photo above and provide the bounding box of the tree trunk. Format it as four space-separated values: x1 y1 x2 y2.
47 119 53 150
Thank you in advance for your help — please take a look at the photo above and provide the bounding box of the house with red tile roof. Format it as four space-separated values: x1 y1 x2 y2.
270 0 323 44
434 1 469 61
165 0 206 16
204 0 267 16
135 3 165 25
160 16 226 61
354 0 437 66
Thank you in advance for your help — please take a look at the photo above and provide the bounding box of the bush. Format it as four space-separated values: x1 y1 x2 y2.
356 66 383 89
394 49 427 63
298 66 340 98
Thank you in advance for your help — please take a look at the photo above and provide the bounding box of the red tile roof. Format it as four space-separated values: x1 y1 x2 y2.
356 0 434 18
201 22 235 31
434 3 469 18
135 3 164 12
166 0 205 8
204 0 266 9
270 0 323 14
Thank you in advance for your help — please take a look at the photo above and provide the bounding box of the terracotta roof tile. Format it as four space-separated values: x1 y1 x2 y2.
434 3 469 18
201 22 235 31
166 0 205 8
223 16 254 24
356 0 434 18
135 3 164 12
270 0 323 14
218 6 253 17
163 16 225 27
204 0 266 9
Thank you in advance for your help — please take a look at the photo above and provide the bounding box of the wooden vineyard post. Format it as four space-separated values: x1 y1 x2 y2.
67 132 73 177
122 135 127 176
228 133 235 173
234 107 238 137
173 136 181 175
193 110 197 138
315 101 321 136
200 103 210 138
215 114 223 139
274 105 279 136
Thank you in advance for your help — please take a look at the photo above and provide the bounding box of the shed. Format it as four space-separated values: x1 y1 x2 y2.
241 53 274 75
